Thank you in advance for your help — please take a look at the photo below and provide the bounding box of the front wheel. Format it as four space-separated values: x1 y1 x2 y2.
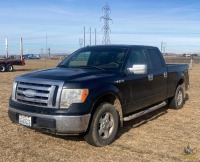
84 103 119 147
169 85 185 109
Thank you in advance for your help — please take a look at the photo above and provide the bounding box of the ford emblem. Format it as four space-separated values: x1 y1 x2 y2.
23 89 37 98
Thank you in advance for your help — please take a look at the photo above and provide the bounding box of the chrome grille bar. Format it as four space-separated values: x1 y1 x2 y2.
16 96 48 104
17 84 51 91
48 85 56 107
17 90 49 98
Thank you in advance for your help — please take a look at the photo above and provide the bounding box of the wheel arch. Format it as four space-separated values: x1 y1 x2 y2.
176 73 186 94
91 91 124 127
178 78 186 97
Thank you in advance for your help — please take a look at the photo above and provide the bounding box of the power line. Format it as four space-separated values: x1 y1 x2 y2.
100 3 112 45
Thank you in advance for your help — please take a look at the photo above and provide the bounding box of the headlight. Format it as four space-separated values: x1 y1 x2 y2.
60 89 89 109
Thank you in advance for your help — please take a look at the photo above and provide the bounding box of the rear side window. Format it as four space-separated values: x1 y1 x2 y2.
147 49 163 69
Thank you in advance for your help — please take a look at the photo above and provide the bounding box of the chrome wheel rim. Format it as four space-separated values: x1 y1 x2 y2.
98 112 114 139
177 90 183 106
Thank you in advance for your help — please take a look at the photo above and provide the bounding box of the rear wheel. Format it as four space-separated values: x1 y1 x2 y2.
84 103 119 147
0 65 6 72
169 85 184 109
6 64 13 72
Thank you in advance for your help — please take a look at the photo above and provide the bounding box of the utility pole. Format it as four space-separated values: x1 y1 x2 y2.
20 38 23 60
101 3 112 44
48 47 50 55
46 32 48 54
5 38 8 58
48 47 51 59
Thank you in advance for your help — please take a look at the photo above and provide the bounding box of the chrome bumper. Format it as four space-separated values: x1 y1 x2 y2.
8 107 91 134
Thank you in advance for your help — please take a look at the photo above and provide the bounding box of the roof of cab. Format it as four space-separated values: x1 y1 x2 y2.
82 44 157 49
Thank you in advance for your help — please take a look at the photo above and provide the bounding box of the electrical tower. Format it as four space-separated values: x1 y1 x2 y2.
161 41 166 54
101 3 112 44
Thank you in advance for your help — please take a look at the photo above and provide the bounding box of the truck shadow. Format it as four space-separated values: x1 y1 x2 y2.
40 93 189 143
44 106 169 143
116 106 169 139
116 92 189 140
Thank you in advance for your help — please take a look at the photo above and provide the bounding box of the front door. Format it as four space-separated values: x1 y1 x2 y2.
122 49 152 115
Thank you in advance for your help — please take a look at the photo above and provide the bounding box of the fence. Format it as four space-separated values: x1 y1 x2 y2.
164 56 200 64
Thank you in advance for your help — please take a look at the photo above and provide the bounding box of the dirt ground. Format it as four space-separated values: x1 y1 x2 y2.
0 60 200 162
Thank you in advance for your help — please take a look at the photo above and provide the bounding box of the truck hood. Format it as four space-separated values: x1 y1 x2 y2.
20 67 118 82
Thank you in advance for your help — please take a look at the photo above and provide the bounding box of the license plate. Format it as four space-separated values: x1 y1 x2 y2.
19 115 32 127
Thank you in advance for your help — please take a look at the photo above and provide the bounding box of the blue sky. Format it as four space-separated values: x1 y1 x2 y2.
0 0 200 55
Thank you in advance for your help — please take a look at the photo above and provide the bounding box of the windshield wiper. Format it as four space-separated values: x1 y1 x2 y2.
58 65 69 68
86 65 106 71
73 65 106 71
59 65 106 71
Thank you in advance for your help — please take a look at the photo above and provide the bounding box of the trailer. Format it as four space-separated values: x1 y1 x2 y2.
0 58 25 72
1 37 25 72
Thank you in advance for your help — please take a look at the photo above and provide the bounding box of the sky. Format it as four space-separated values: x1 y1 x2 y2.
0 0 200 55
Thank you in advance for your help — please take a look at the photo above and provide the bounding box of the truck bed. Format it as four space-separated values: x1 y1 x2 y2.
0 58 25 66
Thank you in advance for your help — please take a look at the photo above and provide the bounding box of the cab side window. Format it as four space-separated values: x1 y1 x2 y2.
127 49 147 68
147 49 163 69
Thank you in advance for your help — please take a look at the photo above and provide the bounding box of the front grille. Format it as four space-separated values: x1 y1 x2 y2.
14 78 64 108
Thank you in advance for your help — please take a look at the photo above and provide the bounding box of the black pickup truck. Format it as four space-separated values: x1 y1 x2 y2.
8 45 189 146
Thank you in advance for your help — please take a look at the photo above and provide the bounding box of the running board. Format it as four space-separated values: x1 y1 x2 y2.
123 101 167 122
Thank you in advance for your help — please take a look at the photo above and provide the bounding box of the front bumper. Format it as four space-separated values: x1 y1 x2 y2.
8 107 91 134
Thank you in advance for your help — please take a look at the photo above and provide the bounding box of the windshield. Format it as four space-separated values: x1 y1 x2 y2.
58 47 128 71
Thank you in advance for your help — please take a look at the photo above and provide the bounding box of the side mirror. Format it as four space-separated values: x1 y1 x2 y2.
127 64 147 75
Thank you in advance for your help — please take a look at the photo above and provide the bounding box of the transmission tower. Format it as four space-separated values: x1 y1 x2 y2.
100 3 112 44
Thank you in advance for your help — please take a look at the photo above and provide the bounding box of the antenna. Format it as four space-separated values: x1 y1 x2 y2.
100 3 112 44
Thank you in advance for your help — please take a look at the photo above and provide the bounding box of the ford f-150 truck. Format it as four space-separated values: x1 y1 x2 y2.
8 45 189 146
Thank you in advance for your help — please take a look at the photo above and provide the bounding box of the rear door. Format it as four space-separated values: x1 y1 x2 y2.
144 48 168 104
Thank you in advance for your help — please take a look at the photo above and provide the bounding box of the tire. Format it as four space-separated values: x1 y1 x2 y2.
84 103 119 147
0 65 6 72
6 65 13 72
169 85 185 109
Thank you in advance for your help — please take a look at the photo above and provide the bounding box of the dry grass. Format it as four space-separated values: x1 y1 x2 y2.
0 60 200 162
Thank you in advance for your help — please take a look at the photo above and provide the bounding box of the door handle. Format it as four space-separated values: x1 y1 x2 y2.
164 72 167 78
148 74 153 81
